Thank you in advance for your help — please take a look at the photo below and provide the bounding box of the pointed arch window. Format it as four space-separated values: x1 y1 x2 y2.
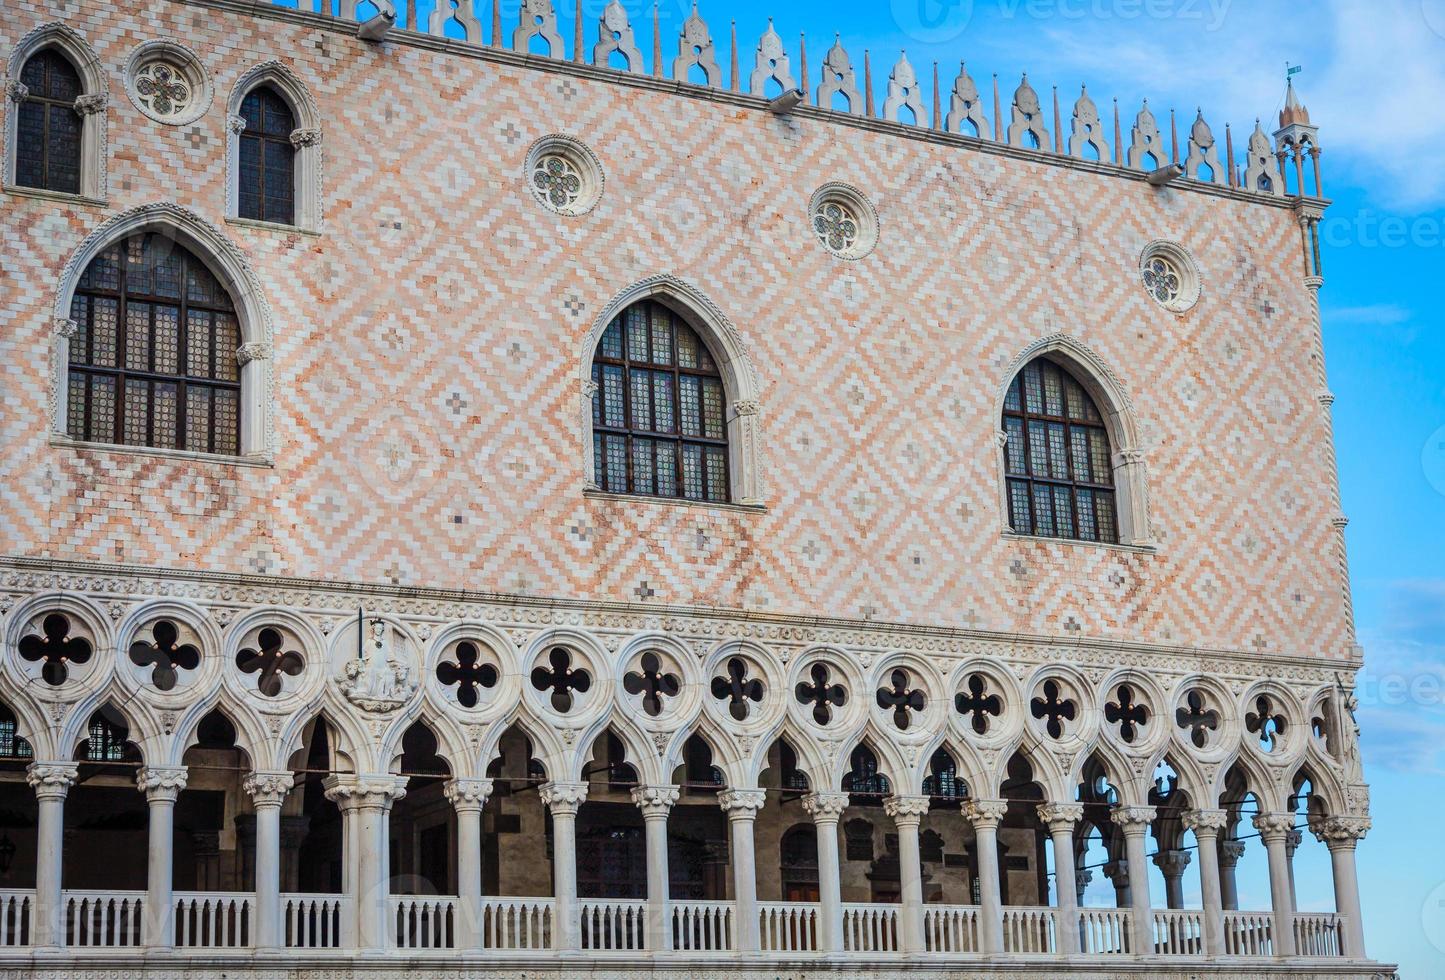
15 49 83 194
66 233 242 455
591 299 729 502
237 85 295 225
1002 357 1119 543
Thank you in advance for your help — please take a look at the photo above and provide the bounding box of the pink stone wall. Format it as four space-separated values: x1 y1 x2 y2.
0 1 1351 660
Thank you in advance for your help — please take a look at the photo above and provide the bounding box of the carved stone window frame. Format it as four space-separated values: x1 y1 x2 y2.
123 39 212 128
581 275 764 507
1138 240 1202 315
224 61 324 234
51 203 277 464
524 134 604 217
808 182 880 260
3 22 108 203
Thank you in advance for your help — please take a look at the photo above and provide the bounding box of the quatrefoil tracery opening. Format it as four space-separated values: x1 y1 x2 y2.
128 620 201 692
623 652 681 717
235 627 305 698
711 657 764 721
1176 689 1221 749
1030 679 1078 740
1246 695 1287 753
1104 684 1149 744
795 663 847 726
531 647 592 713
876 669 926 731
18 613 93 687
954 674 1003 735
436 641 499 709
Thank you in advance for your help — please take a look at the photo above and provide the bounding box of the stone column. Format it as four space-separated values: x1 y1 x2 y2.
800 792 848 953
1037 803 1084 955
137 766 188 948
718 789 765 953
1153 849 1192 909
445 778 493 951
1103 858 1131 907
1314 815 1369 958
1218 839 1245 910
1074 867 1092 906
1182 809 1228 956
279 816 308 893
962 798 1008 954
1252 813 1297 956
632 785 680 952
539 781 588 951
324 774 409 951
26 763 77 949
884 795 929 953
242 771 294 950
1109 805 1155 956
1284 828 1302 911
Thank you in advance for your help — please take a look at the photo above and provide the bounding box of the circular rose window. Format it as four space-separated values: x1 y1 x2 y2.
808 183 879 260
524 135 604 217
124 40 212 126
1138 240 1201 313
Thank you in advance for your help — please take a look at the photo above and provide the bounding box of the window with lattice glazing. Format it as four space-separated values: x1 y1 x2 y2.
67 234 241 455
592 300 729 502
1003 357 1118 543
238 85 295 225
16 49 82 194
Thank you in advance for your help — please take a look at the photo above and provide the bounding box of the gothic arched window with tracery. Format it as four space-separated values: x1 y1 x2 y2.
591 299 729 502
237 85 296 225
67 233 242 455
1002 357 1118 543
15 49 83 194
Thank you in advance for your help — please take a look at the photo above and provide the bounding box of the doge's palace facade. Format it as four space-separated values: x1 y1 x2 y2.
0 0 1387 977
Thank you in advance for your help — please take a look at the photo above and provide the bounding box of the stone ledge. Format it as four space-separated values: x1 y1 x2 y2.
0 952 1397 979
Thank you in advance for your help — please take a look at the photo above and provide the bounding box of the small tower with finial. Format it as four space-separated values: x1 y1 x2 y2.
1272 67 1322 196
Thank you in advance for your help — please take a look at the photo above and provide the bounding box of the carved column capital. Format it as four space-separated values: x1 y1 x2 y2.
236 342 272 366
800 791 849 822
227 114 248 134
322 773 408 810
1251 812 1296 843
1218 839 1247 866
73 93 108 115
961 798 1009 829
1181 808 1228 836
580 378 599 398
1153 848 1192 877
884 795 930 824
1313 815 1370 846
137 766 189 802
718 788 766 817
631 784 680 818
732 399 759 417
6 81 29 104
289 127 322 149
444 777 494 812
54 318 78 339
538 780 589 816
1109 804 1156 833
1036 802 1085 831
26 762 79 800
242 770 294 807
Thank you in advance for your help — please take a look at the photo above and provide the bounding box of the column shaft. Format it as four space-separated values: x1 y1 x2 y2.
1049 829 1080 953
886 797 928 954
138 767 187 949
446 779 492 951
540 782 588 951
802 793 847 953
1191 825 1226 956
254 802 282 947
963 799 1008 954
643 813 670 950
1328 841 1365 957
719 789 765 954
1111 806 1155 956
1255 815 1297 957
28 763 76 949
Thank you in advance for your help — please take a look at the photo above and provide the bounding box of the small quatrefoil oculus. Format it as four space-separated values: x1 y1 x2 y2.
711 657 764 721
1030 680 1077 739
876 669 926 731
623 652 681 717
531 647 591 713
19 613 92 686
436 641 499 709
235 628 304 698
128 620 201 692
954 674 1002 734
795 663 847 726
1176 689 1220 748
1104 684 1149 743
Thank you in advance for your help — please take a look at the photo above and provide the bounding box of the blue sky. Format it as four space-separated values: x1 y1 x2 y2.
406 0 1445 971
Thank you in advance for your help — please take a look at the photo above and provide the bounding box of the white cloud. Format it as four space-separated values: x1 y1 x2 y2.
1320 303 1411 326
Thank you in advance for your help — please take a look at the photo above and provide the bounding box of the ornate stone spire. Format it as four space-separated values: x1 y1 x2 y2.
816 34 861 114
1244 119 1283 195
594 0 644 72
748 19 796 96
1066 84 1108 161
1126 99 1164 168
945 62 987 137
673 2 720 87
512 0 563 54
1006 73 1048 149
882 51 925 124
1184 109 1223 184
